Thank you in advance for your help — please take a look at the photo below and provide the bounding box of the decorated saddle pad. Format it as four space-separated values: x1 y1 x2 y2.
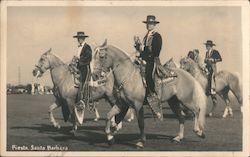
68 57 81 86
154 57 177 79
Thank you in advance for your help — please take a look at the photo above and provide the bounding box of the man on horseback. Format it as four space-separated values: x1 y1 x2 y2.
134 15 173 119
134 15 162 98
73 32 92 106
187 49 207 73
204 40 222 95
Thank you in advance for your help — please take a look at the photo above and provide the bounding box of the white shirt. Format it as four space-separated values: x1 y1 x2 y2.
145 29 156 47
76 42 86 58
208 48 213 58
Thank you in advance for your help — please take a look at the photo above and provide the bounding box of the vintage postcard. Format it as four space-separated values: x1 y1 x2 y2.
0 0 249 157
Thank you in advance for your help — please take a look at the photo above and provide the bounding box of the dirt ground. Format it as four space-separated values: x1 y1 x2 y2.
6 94 242 151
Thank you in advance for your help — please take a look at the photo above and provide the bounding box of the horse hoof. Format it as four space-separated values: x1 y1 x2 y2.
69 130 76 137
193 130 205 139
208 113 213 117
127 118 132 122
107 137 115 146
171 136 182 143
56 125 61 129
200 133 205 139
222 115 227 118
196 132 205 139
94 118 99 122
136 141 144 149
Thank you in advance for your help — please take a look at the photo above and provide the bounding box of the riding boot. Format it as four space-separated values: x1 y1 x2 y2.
206 73 212 96
146 90 162 120
211 74 216 95
75 82 85 109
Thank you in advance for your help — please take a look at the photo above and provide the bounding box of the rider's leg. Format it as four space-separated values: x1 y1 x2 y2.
76 66 88 104
211 72 216 95
145 60 156 95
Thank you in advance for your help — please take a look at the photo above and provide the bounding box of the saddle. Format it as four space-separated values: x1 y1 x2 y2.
69 56 81 87
154 57 177 79
134 57 177 88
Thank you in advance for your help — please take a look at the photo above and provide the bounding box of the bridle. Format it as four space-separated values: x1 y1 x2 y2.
94 46 136 91
35 54 50 75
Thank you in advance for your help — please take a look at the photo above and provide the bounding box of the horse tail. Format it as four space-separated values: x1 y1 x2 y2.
228 72 242 105
193 81 207 131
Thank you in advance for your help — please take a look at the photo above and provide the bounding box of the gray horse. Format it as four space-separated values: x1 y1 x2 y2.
32 48 133 134
179 57 242 118
93 40 207 147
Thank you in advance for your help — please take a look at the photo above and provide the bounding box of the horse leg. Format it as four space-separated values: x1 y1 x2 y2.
105 105 121 145
219 88 232 118
112 102 130 133
168 96 185 142
94 107 100 121
193 109 206 139
208 94 217 117
68 113 78 136
222 100 231 118
48 101 61 129
193 113 199 132
127 108 135 122
135 106 146 148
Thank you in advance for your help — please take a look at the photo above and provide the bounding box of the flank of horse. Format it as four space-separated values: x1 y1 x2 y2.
32 48 133 135
179 57 242 118
93 40 207 147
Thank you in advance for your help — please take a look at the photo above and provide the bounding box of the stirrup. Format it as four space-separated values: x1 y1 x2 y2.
76 100 85 110
211 89 216 95
147 93 162 120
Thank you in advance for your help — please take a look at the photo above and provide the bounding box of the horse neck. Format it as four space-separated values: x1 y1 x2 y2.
189 62 207 89
48 54 68 86
108 46 136 81
48 54 65 69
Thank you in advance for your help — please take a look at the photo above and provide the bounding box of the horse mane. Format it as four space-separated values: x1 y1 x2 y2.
186 58 206 77
47 52 67 68
183 57 208 90
163 58 180 68
106 45 134 65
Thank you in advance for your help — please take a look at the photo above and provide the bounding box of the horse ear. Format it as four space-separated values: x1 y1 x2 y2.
170 57 173 61
100 39 107 47
46 48 52 54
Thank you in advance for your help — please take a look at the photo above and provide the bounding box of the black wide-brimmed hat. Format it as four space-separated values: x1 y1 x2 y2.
204 40 216 46
143 15 160 24
73 32 89 38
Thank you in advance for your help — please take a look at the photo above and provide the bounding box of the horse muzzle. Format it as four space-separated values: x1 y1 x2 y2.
32 68 43 78
180 65 185 70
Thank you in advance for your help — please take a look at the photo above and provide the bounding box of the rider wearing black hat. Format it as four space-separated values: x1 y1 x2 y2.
204 40 222 95
73 32 92 106
141 15 162 98
134 15 163 119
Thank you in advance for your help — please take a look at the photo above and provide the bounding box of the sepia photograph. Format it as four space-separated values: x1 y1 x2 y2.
0 1 249 157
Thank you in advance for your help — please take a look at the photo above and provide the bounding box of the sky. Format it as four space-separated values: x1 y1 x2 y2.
7 6 242 86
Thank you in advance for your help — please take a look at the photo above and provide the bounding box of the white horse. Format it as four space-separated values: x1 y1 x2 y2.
179 57 242 118
32 48 134 134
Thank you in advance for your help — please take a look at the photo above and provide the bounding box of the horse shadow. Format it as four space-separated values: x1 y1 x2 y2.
42 117 107 123
144 112 179 119
10 123 200 149
10 124 74 136
48 130 180 148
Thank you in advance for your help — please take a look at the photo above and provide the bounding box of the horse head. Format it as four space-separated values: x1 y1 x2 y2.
179 56 195 72
33 48 52 78
93 39 112 74
163 57 177 69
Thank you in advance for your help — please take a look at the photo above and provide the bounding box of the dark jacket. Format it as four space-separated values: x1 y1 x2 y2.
204 49 222 73
140 31 162 62
78 43 92 70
